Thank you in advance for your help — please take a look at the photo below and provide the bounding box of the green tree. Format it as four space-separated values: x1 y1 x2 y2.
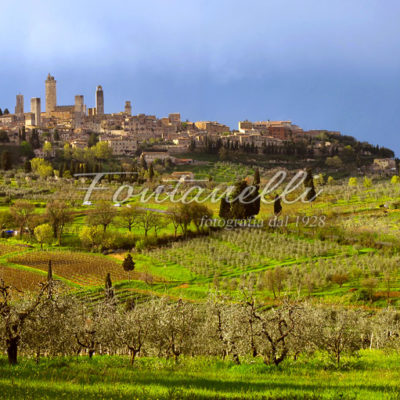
43 141 53 158
79 225 104 250
136 209 158 238
88 132 98 147
230 180 250 219
148 163 154 181
0 130 9 143
219 197 231 219
10 200 35 239
118 205 139 232
140 156 148 170
363 176 372 188
218 147 229 161
123 254 135 281
0 151 12 170
30 158 53 178
0 211 12 231
34 223 53 249
87 201 117 233
24 160 32 173
361 277 378 301
189 203 213 233
46 200 73 244
63 143 72 160
348 177 358 187
94 141 112 160
20 141 34 158
53 130 60 141
325 156 343 169
29 130 40 149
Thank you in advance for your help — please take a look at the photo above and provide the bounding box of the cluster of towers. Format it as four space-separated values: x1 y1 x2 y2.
14 74 132 127
44 73 106 118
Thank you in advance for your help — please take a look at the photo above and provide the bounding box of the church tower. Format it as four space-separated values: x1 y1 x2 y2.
96 85 104 115
45 73 57 114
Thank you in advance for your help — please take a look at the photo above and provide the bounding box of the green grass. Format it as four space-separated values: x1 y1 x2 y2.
1 351 400 399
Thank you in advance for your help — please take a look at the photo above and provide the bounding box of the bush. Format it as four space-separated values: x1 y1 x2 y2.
351 288 371 302
389 201 400 210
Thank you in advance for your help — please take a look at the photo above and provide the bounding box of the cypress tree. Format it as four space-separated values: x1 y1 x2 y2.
0 151 12 170
148 163 154 181
105 273 114 300
304 168 317 202
219 197 231 219
274 194 282 216
140 156 148 170
231 180 250 219
254 168 260 185
24 159 32 173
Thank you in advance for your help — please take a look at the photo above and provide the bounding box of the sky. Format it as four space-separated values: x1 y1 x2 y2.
1 0 399 154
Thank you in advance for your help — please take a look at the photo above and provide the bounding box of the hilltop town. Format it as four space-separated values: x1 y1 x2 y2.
0 74 396 174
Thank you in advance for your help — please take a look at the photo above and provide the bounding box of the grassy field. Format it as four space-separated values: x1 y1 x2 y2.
1 174 400 306
1 352 399 399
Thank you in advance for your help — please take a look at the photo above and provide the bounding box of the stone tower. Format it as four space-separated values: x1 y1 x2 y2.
96 85 104 115
15 94 24 116
30 98 41 126
74 95 85 128
124 101 132 116
45 73 57 114
74 95 84 114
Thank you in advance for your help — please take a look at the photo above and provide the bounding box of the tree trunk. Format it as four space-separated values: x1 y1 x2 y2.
130 350 138 365
232 353 240 365
7 338 19 365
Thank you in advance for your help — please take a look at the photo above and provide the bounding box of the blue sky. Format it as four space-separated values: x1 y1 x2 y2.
1 0 399 154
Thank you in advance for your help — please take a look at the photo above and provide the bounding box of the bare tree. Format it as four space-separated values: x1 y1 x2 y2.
0 279 49 364
136 209 158 238
10 200 35 239
46 200 73 244
118 205 140 232
249 301 300 366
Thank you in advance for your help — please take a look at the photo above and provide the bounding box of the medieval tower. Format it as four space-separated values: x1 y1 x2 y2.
124 100 132 116
15 94 24 116
74 95 85 127
74 95 85 114
30 98 41 126
45 73 57 114
96 85 104 115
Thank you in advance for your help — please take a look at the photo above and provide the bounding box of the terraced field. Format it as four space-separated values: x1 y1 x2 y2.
8 250 139 286
0 264 46 292
0 243 30 256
